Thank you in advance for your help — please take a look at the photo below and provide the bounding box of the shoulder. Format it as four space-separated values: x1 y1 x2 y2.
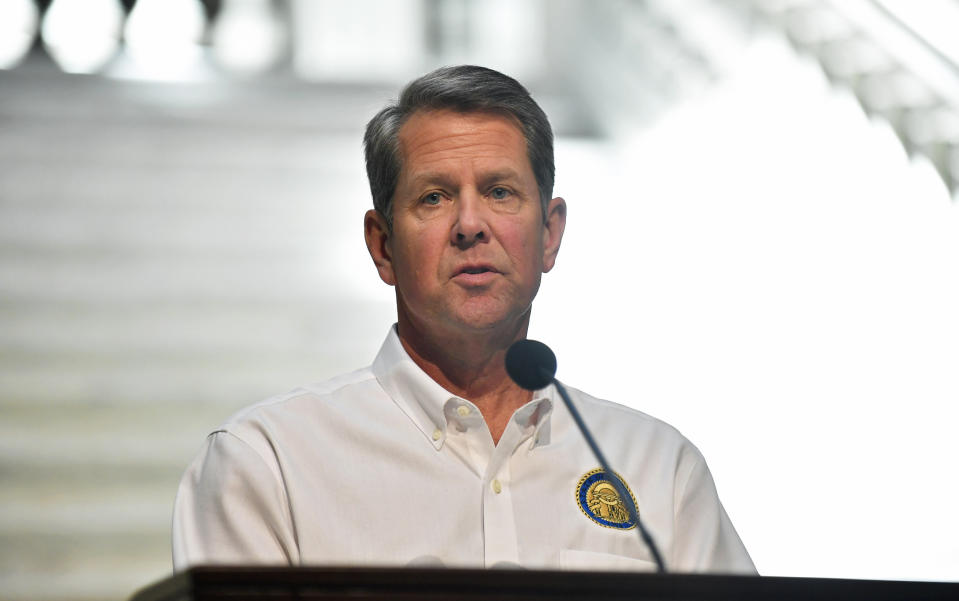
178 366 385 497
566 386 685 437
226 366 375 419
562 385 706 463
210 365 383 449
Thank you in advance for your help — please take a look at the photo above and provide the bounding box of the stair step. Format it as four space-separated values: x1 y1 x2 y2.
0 487 173 535
0 62 405 601
0 301 369 353
0 530 172 601
0 345 385 406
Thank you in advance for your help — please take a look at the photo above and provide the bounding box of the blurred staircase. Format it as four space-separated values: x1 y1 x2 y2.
0 57 398 601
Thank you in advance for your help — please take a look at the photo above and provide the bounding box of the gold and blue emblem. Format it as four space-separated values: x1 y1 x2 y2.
576 468 638 530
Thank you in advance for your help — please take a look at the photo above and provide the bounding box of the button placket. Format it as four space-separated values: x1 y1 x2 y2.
441 399 492 476
482 418 526 567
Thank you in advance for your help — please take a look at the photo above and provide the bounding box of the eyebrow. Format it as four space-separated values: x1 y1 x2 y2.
476 169 522 189
407 169 523 191
406 172 457 191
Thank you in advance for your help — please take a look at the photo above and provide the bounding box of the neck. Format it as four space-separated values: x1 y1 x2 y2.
396 316 533 444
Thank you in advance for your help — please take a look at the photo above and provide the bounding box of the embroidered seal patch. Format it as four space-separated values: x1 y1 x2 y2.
576 468 638 530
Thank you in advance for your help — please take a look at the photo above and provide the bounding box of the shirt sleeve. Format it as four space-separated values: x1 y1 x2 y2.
671 445 757 574
172 430 299 570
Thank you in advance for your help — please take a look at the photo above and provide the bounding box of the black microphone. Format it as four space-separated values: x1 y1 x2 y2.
505 339 667 573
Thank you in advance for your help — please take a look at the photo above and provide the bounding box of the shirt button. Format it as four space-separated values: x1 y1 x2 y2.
491 479 502 494
432 428 442 441
456 405 470 417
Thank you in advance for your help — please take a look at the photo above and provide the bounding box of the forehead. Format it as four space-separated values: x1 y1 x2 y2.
396 109 530 175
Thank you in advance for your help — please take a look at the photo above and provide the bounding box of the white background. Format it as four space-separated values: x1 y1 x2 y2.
530 36 959 580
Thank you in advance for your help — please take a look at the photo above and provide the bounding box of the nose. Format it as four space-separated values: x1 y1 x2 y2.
451 191 490 248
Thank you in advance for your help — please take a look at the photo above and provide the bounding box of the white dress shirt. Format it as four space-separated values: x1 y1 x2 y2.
172 327 755 573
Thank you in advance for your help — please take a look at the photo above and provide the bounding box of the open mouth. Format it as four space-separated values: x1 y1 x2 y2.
455 265 498 281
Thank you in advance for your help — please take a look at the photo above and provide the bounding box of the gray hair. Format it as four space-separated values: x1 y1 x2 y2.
363 65 554 227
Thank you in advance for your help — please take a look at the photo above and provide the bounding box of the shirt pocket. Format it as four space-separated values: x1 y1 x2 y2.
559 549 658 572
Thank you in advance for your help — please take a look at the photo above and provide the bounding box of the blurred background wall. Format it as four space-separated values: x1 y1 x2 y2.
1 1 957 600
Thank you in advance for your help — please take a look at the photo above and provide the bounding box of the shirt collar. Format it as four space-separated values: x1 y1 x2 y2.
371 326 554 451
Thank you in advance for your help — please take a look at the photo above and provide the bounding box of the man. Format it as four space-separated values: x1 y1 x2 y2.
172 65 755 573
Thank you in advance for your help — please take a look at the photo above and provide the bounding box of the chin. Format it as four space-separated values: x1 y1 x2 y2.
452 302 531 333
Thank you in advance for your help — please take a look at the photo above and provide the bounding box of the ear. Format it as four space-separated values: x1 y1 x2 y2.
364 209 396 286
541 196 567 273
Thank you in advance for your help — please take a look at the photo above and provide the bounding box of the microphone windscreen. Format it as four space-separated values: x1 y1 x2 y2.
505 339 557 391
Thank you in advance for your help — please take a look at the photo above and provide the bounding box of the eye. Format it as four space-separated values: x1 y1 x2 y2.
421 192 443 206
490 187 511 201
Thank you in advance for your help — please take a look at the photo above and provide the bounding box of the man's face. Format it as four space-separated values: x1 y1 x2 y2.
365 109 565 343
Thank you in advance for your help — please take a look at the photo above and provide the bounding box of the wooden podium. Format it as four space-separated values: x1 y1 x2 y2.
129 566 959 601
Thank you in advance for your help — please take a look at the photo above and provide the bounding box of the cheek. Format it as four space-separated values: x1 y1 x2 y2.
394 227 445 280
502 222 545 271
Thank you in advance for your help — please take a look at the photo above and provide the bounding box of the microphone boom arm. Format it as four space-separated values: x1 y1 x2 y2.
548 371 667 573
